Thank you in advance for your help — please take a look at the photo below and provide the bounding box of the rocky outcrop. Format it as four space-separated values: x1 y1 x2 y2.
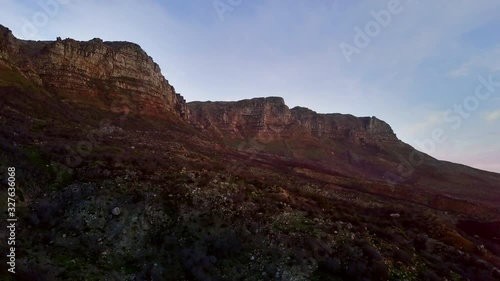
0 25 16 61
0 24 189 119
188 97 398 144
188 97 292 138
0 23 394 144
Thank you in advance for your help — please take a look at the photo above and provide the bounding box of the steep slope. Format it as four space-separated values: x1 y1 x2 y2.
2 21 498 207
0 24 189 119
1 23 500 280
188 97 500 207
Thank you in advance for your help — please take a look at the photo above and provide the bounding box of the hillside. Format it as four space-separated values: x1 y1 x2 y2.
188 97 500 207
0 24 499 280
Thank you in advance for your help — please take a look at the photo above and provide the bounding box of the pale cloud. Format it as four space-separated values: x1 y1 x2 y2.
342 1 500 69
447 47 500 78
483 110 500 122
402 111 447 137
436 146 500 173
447 66 470 77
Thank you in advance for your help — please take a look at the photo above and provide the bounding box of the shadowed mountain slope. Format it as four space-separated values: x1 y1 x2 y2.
1 23 499 280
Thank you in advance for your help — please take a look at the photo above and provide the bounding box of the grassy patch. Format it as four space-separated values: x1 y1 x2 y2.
0 65 41 93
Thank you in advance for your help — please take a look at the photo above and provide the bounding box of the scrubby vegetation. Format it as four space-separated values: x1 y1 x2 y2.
0 85 499 280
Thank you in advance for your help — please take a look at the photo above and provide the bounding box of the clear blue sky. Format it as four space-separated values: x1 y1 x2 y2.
1 0 499 173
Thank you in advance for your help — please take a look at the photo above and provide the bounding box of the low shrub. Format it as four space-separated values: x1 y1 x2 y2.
393 248 412 265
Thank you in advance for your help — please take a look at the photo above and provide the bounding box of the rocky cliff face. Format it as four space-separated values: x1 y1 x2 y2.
188 97 398 144
0 24 189 119
1 23 395 144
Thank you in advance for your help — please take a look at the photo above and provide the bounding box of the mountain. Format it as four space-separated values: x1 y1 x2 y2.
188 97 500 208
0 24 189 119
188 97 398 142
0 24 499 280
